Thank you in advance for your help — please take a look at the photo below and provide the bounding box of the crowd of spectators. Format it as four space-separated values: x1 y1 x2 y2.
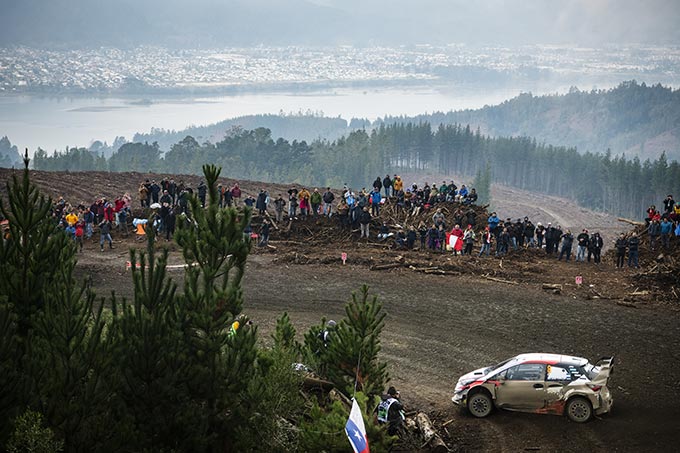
8 174 677 267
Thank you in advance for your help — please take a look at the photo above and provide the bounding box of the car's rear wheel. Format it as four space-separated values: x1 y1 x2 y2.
467 391 493 418
566 397 592 423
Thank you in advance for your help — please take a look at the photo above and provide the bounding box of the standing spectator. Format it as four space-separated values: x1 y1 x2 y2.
660 217 673 249
259 219 271 247
243 195 256 208
406 227 417 249
576 229 590 262
417 222 428 250
168 179 177 204
496 227 510 256
462 224 476 255
139 183 149 208
432 208 446 229
558 229 574 261
523 220 536 248
588 232 603 264
217 184 224 207
164 208 176 242
449 224 464 255
427 224 439 251
545 223 555 254
370 188 382 216
223 185 233 207
273 194 286 223
118 207 129 237
144 179 152 206
160 190 172 206
645 205 656 225
487 212 500 236
310 188 322 217
322 188 335 217
337 198 349 229
287 188 298 219
372 176 383 193
628 232 640 268
231 183 242 202
150 180 161 204
648 219 661 250
478 226 492 257
663 194 675 214
298 188 311 218
256 189 268 216
103 200 115 223
393 175 403 194
74 220 85 252
382 174 392 198
614 233 627 268
535 222 545 249
359 207 372 238
197 181 207 208
83 207 94 239
99 220 113 252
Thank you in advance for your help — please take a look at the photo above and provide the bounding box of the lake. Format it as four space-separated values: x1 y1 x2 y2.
1 84 554 154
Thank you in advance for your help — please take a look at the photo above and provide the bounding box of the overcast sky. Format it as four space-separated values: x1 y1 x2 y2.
1 0 679 47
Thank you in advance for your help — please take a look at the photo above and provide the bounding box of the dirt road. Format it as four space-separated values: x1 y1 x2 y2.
79 242 680 453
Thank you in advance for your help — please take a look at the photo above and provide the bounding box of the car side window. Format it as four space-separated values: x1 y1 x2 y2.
546 365 571 381
506 364 546 381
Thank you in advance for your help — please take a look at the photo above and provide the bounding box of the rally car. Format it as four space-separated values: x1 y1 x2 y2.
452 353 614 423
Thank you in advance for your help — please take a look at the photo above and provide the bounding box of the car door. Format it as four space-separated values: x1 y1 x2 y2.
495 363 546 410
543 364 573 414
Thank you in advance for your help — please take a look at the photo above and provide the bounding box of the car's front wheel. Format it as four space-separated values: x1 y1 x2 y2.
566 397 592 423
467 392 493 418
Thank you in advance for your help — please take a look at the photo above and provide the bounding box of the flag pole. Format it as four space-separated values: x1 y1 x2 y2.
353 349 362 399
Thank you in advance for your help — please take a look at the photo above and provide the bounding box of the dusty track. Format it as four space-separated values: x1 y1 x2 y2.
74 235 679 453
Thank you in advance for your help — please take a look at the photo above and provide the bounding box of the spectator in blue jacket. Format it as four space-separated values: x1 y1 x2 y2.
660 218 673 249
370 188 382 216
487 212 500 234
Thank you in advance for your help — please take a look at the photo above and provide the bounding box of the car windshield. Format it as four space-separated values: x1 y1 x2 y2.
484 358 515 374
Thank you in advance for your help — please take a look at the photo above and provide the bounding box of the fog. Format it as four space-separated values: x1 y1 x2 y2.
1 0 679 48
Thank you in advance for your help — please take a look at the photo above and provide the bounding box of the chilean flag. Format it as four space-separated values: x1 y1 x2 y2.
345 398 370 453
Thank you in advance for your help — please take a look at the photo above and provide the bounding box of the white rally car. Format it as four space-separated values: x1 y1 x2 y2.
452 353 614 423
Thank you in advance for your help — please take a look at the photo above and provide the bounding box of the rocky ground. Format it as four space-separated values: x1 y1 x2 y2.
3 168 679 452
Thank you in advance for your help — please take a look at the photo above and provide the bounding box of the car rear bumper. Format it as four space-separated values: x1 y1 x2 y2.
595 390 613 415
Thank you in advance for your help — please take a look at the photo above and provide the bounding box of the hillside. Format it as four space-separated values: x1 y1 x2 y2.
383 81 680 161
132 82 680 162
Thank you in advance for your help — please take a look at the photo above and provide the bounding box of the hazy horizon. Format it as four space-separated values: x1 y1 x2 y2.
2 0 679 48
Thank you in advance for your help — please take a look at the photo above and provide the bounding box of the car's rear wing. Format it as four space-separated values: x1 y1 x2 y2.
592 356 614 384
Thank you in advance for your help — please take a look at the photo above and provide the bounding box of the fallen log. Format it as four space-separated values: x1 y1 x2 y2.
542 284 563 290
617 301 637 308
264 211 279 230
302 376 335 391
415 412 448 453
483 275 518 285
617 217 645 227
370 263 405 271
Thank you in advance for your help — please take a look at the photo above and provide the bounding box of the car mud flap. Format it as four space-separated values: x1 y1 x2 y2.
534 400 566 415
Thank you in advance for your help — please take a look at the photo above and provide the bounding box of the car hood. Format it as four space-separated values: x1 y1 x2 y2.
456 366 489 386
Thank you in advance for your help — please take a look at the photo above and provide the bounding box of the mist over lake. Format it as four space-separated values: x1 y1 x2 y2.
1 85 543 153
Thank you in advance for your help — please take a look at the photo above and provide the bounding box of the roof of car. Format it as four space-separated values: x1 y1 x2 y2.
514 353 588 366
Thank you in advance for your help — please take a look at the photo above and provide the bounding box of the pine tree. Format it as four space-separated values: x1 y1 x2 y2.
0 153 111 451
173 163 258 449
473 161 492 206
322 285 389 401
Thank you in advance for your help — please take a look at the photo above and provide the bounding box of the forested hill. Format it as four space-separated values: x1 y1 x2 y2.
133 81 680 162
382 81 680 161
